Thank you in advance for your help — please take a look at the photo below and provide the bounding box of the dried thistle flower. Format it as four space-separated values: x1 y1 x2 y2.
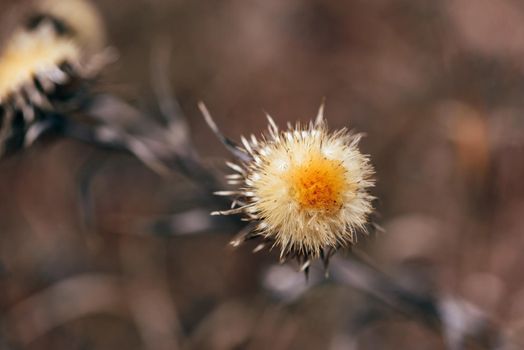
201 103 375 268
0 0 114 155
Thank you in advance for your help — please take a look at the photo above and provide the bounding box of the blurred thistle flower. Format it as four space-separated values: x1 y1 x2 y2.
0 0 114 156
201 103 375 269
0 0 209 182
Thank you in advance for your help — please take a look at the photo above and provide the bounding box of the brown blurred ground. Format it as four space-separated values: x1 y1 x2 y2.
1 0 524 349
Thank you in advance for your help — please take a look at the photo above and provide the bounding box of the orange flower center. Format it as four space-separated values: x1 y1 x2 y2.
288 155 347 213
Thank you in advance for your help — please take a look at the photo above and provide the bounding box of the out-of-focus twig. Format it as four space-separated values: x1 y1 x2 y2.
150 38 192 157
119 237 183 350
147 45 231 195
263 255 515 350
5 274 126 346
332 256 512 350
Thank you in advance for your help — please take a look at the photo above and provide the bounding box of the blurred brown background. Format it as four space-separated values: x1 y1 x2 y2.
1 0 524 349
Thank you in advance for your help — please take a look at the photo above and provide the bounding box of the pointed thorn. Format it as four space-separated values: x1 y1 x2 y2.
265 113 278 131
226 161 245 174
230 240 242 247
315 98 326 125
213 190 237 196
373 223 386 233
300 260 311 272
304 266 310 282
253 244 265 253
199 101 219 133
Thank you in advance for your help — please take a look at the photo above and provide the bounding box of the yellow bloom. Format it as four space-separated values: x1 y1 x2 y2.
205 104 375 265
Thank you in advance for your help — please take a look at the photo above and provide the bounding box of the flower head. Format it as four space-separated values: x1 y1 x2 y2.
0 0 109 103
0 0 114 155
204 103 375 266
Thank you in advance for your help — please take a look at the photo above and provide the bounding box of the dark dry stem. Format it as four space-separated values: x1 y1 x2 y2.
328 255 511 350
198 102 253 163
